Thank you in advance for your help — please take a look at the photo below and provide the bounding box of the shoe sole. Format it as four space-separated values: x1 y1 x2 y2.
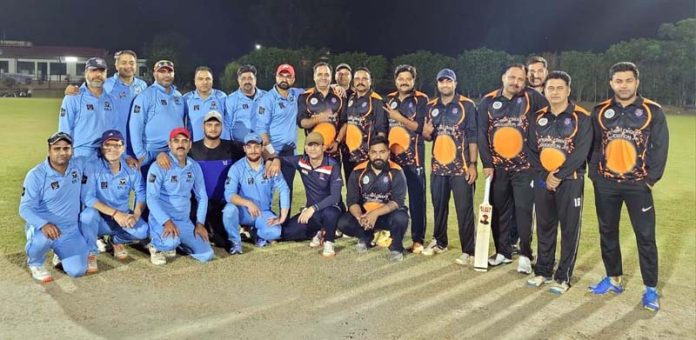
643 305 659 312
33 275 53 283
322 252 336 258
549 288 568 295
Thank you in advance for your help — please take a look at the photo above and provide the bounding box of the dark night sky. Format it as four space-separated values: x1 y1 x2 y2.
1 0 694 72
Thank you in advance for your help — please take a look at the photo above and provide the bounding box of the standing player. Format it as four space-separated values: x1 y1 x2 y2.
183 66 228 141
587 62 669 312
421 69 478 264
19 132 89 281
384 64 429 253
526 56 549 94
527 71 591 294
335 63 353 98
478 64 548 274
225 65 266 160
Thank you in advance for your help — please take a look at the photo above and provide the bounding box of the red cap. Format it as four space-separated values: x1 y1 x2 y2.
276 64 295 77
169 127 191 140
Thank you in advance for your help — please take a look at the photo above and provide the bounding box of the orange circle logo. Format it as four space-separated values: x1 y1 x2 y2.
346 124 363 152
493 127 523 159
605 139 637 174
540 148 566 172
388 126 410 154
313 122 336 147
433 135 457 165
363 201 384 213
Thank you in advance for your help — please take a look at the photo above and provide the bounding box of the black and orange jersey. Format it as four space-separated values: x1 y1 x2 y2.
478 87 548 172
528 102 592 180
589 96 669 184
427 94 478 176
385 90 429 167
297 87 346 156
346 160 407 212
341 90 387 163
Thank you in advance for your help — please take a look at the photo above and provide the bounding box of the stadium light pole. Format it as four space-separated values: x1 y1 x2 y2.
255 43 262 50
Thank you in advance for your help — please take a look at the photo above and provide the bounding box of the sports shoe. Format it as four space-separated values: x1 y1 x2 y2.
549 281 570 295
455 253 472 266
162 249 177 258
30 265 53 283
87 255 98 273
322 241 335 257
96 238 108 253
388 250 404 262
488 253 513 266
112 243 128 261
309 230 324 248
588 277 624 295
642 287 660 312
148 244 167 266
335 230 344 238
227 243 243 255
511 243 520 256
52 253 61 267
421 240 448 256
255 238 268 248
355 240 369 253
527 275 552 287
517 256 532 274
375 231 392 248
410 242 424 254
240 227 252 241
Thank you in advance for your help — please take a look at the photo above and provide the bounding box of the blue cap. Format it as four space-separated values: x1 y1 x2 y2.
243 133 263 145
101 129 124 144
85 57 107 70
436 68 456 81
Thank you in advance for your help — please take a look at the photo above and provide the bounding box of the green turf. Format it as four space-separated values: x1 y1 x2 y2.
1 97 694 276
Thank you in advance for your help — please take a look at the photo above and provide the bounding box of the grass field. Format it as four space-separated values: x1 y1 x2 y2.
0 98 694 338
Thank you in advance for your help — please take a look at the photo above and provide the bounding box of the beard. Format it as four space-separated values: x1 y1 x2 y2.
371 159 386 170
87 79 104 88
277 82 290 90
246 154 261 162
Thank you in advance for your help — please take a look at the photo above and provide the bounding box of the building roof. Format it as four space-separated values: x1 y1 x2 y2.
0 44 109 60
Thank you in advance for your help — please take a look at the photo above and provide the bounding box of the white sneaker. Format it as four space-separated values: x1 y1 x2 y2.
527 275 552 287
163 249 177 258
549 281 570 295
455 253 472 266
488 253 513 266
322 241 335 257
309 230 324 248
421 240 447 256
87 254 98 273
112 243 128 260
52 253 61 267
517 256 532 274
96 239 108 253
29 265 53 283
148 244 167 266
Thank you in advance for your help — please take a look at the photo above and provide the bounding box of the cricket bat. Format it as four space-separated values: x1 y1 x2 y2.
474 176 493 272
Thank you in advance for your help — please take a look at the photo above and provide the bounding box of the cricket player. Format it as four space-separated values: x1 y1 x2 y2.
337 136 409 262
58 57 118 159
19 132 89 281
225 64 266 160
222 133 290 253
527 71 592 294
79 130 149 265
183 66 228 141
526 56 549 94
146 127 212 265
587 62 669 312
421 69 479 265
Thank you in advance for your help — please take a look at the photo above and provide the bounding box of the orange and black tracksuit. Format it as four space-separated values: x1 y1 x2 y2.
478 87 548 260
428 94 478 255
341 90 387 180
529 102 592 284
297 87 346 159
589 95 669 288
337 160 409 252
386 90 429 244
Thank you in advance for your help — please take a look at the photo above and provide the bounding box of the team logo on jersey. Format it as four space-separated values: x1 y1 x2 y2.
564 118 572 125
86 104 94 111
148 174 156 183
160 99 168 106
492 101 502 110
279 102 286 109
242 104 249 109
60 108 66 117
516 98 523 104
604 109 615 119
50 181 60 190
71 171 79 183
452 108 458 114
186 171 193 182
247 177 254 185
382 176 389 183
82 175 88 184
119 178 127 187
134 105 141 113
104 102 112 111
100 181 108 189
361 102 367 108
390 101 398 109
119 92 126 98
408 102 414 108
362 176 370 185
174 98 181 105
193 105 200 111
431 108 440 117
538 117 548 126
310 98 319 105
171 175 178 183
348 100 354 107
258 107 266 115
319 173 326 181
331 97 337 104
635 108 644 117
211 101 217 109
134 88 142 95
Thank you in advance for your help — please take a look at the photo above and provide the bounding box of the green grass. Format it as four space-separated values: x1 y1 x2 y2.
1 97 694 279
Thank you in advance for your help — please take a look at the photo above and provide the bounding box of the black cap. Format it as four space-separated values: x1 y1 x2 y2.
85 57 107 70
47 132 73 145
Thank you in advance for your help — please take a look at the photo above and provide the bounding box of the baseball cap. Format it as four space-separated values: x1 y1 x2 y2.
276 64 295 77
305 131 324 146
101 130 124 144
204 110 223 123
85 57 107 70
336 63 352 72
169 127 191 140
436 68 457 81
47 131 73 145
243 132 263 145
154 60 175 72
